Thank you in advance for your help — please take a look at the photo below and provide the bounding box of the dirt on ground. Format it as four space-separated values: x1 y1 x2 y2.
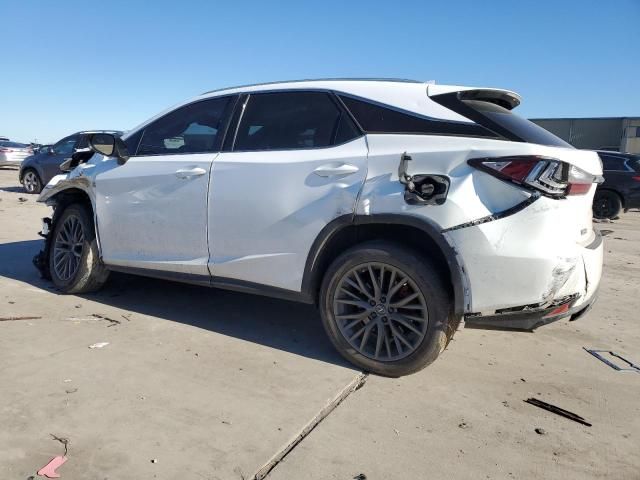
0 167 638 479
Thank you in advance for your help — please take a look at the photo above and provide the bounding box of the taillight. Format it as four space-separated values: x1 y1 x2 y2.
632 176 640 182
0 147 12 153
468 156 599 198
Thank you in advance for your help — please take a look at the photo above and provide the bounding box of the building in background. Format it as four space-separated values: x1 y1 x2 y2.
530 117 640 154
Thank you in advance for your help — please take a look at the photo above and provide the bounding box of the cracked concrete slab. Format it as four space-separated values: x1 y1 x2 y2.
0 169 360 479
268 215 640 480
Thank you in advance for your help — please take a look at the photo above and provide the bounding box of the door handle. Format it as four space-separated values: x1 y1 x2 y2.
313 163 359 177
175 167 207 179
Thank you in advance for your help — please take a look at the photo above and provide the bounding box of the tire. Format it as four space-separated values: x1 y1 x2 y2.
49 203 109 293
593 190 622 220
319 241 453 377
22 169 42 194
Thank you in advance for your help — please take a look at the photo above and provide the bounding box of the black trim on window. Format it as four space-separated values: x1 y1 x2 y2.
222 94 247 152
338 94 502 139
124 129 143 156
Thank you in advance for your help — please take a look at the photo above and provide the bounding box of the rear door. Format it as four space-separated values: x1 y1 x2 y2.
208 91 367 292
95 96 235 277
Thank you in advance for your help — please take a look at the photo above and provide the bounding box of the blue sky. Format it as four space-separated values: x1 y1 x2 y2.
1 0 638 143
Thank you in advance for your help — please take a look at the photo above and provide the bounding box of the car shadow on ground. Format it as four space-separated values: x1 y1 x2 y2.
0 186 27 193
0 240 350 368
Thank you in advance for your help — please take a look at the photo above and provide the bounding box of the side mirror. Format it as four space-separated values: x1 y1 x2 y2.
88 133 130 165
48 146 54 155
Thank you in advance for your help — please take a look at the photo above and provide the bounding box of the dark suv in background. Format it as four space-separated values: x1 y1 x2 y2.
593 151 640 219
19 130 122 193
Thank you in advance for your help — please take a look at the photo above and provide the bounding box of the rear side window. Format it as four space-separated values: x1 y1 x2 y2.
234 92 359 151
432 93 571 148
600 154 632 171
138 96 232 156
339 95 500 138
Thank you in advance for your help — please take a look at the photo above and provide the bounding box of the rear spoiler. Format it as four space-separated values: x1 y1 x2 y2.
428 85 521 111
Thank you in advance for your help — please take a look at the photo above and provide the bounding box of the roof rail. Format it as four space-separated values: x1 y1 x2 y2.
200 78 424 95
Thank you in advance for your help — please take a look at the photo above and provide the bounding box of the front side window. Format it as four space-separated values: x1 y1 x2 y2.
234 92 358 151
137 96 232 156
52 136 78 155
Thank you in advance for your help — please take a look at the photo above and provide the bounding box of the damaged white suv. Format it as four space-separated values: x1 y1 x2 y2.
35 79 603 376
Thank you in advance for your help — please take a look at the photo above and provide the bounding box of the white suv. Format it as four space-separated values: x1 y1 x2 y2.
35 79 603 376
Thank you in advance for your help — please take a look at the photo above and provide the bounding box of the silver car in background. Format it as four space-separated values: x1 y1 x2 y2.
0 141 33 167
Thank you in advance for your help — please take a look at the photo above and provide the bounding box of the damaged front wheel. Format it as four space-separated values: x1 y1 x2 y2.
49 203 109 294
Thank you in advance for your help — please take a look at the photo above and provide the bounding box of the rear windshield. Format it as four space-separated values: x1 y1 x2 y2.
0 141 28 148
432 93 572 148
462 100 571 148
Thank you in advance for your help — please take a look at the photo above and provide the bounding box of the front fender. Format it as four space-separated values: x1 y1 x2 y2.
37 171 94 206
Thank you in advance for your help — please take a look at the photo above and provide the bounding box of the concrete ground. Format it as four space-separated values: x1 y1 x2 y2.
0 167 638 480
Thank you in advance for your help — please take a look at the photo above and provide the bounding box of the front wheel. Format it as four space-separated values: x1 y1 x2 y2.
49 203 109 293
22 169 42 194
319 241 453 377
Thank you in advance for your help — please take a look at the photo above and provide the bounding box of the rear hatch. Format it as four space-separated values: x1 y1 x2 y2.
428 85 602 245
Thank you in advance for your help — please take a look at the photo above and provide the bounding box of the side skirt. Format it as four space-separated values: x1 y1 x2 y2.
105 265 314 304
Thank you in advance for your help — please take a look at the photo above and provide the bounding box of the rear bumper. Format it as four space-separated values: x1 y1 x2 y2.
444 192 603 327
464 288 598 331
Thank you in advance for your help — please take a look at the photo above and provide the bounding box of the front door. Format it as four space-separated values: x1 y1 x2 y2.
94 95 235 277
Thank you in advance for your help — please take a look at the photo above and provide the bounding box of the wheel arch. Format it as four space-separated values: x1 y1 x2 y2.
596 187 625 208
34 186 98 279
301 214 467 316
20 165 41 183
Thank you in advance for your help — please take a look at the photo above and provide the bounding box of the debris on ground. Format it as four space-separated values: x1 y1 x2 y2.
88 342 109 349
353 474 367 480
151 459 158 464
599 229 614 236
524 398 592 427
584 348 640 373
65 388 78 394
18 197 27 202
535 427 547 435
0 316 42 322
91 314 121 327
458 421 470 429
37 456 67 478
50 434 69 456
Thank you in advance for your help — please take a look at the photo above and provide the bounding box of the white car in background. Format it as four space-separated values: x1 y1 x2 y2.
0 140 33 167
34 79 603 376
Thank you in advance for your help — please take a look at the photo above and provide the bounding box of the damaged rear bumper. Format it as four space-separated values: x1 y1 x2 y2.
463 289 598 331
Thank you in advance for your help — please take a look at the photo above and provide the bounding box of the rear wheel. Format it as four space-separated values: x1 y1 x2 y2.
319 241 453 377
22 169 42 194
49 203 109 293
593 190 622 220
